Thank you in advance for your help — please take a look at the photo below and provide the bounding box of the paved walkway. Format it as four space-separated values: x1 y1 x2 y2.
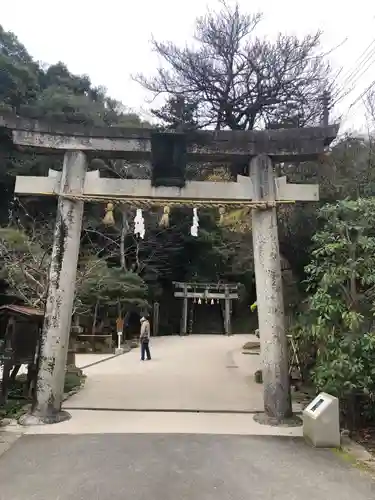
0 434 374 499
4 335 303 437
67 335 264 413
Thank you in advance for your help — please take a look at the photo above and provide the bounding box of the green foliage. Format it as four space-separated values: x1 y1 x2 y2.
0 25 156 317
98 268 149 314
0 26 39 113
78 258 149 317
0 27 148 128
312 334 375 399
64 372 85 393
306 199 375 333
151 96 199 130
0 398 26 420
0 226 51 306
298 199 375 413
0 25 151 230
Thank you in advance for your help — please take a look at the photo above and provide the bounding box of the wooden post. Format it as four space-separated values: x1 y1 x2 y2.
322 90 330 127
250 154 292 420
188 302 194 335
1 316 15 404
224 286 231 335
153 302 160 337
181 285 188 336
115 317 124 354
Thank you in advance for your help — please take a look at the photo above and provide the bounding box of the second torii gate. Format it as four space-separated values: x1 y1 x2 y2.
0 114 338 424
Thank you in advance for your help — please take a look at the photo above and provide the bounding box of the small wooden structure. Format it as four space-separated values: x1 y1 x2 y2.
173 282 239 335
0 305 44 403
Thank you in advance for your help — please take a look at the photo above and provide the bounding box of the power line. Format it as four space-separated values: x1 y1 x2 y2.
336 36 375 93
339 78 375 125
350 78 375 109
332 51 375 108
333 35 375 106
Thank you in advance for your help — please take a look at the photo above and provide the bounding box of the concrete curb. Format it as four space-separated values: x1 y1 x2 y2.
78 347 131 370
63 407 266 414
62 406 304 416
0 349 130 429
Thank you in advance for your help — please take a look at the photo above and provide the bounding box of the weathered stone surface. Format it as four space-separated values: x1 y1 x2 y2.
254 412 302 427
18 410 71 426
15 169 320 206
251 155 292 420
0 112 339 161
15 170 257 202
30 151 87 422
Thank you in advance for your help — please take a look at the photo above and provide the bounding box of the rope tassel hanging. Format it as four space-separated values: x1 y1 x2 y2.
190 207 199 237
159 206 170 228
103 202 115 226
219 206 225 225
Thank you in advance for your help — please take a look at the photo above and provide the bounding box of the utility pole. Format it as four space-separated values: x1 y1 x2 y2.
322 90 331 127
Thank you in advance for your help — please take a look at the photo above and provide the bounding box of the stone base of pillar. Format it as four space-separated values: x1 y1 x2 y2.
115 347 124 355
254 411 302 427
18 409 71 426
66 365 83 376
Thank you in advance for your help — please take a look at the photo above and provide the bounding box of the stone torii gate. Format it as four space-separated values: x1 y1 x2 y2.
0 114 338 424
173 282 239 335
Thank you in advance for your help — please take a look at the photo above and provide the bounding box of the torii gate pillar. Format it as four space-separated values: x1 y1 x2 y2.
251 155 292 420
20 151 87 425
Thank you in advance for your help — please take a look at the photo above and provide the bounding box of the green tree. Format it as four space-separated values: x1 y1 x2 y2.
298 199 375 415
0 226 119 312
151 95 199 130
100 268 149 315
0 226 51 307
78 263 149 337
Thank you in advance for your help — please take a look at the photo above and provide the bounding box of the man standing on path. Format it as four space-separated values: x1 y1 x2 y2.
140 316 151 361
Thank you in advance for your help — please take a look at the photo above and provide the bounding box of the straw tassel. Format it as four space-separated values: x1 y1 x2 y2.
103 202 115 226
159 206 170 228
219 206 225 225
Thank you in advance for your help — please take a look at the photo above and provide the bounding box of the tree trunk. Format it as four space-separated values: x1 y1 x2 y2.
349 242 358 308
123 310 131 340
92 300 99 335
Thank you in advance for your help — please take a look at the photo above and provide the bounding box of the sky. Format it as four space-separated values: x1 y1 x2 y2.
1 0 375 134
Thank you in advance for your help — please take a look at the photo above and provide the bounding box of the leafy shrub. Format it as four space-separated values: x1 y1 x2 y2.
297 199 375 424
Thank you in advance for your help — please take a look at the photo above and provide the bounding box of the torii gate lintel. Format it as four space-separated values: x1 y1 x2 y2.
15 168 319 206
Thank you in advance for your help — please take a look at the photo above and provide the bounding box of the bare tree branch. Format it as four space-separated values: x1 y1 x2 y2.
134 1 332 130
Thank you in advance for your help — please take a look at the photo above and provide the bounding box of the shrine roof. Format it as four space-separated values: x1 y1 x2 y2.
0 304 44 318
